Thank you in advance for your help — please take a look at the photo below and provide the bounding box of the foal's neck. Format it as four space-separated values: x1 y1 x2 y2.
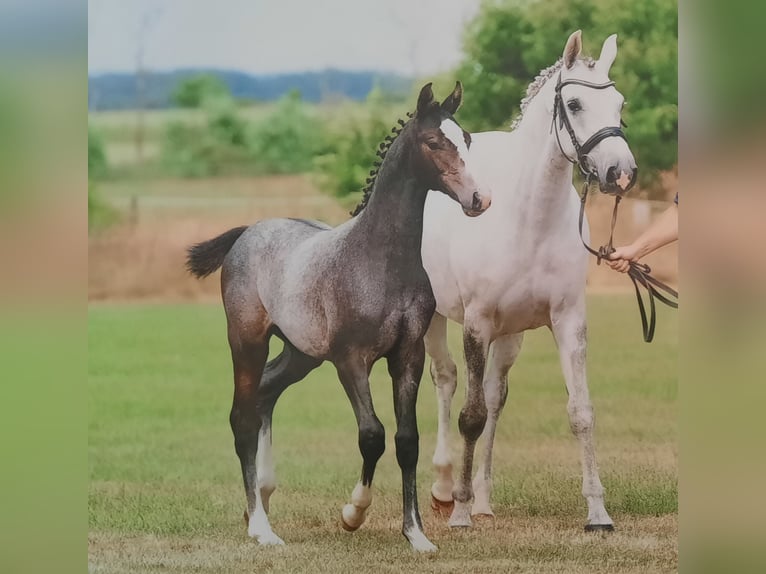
355 139 427 254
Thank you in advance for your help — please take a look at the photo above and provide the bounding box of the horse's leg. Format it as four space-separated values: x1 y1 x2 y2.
551 308 614 531
336 360 385 532
227 314 283 545
471 332 524 517
254 340 322 514
387 339 437 552
423 313 458 515
450 314 492 528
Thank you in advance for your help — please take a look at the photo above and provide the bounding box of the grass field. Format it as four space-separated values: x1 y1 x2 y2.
88 296 677 573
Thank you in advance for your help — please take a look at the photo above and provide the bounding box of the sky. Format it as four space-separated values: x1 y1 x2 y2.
88 0 481 76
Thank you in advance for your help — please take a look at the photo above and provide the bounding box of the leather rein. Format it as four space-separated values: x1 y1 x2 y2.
552 72 678 342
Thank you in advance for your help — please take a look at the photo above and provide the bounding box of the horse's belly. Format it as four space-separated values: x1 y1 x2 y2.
493 292 551 333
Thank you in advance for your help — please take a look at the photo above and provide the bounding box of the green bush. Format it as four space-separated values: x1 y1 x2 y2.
314 87 399 203
456 0 677 192
248 91 327 174
161 95 251 177
162 88 327 177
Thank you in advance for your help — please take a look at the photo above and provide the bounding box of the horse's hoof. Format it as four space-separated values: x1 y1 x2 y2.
448 500 473 528
430 494 454 518
585 523 615 533
243 510 249 524
340 516 358 532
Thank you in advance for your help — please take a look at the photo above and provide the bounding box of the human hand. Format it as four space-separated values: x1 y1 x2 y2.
607 244 640 273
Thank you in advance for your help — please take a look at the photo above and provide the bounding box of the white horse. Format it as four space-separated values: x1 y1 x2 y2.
421 30 637 529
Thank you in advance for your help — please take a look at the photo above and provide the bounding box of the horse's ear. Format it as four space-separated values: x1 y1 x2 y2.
416 82 434 116
597 34 618 73
441 81 463 115
563 29 582 69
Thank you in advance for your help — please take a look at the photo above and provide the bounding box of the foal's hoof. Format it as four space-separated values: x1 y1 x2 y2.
340 516 358 532
430 494 454 518
585 523 615 533
340 504 365 532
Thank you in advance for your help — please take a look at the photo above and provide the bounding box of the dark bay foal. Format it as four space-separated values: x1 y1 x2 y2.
186 82 491 551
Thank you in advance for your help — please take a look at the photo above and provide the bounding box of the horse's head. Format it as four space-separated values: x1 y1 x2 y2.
410 82 491 216
552 31 637 194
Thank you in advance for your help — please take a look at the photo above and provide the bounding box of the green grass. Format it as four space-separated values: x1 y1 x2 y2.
88 296 677 573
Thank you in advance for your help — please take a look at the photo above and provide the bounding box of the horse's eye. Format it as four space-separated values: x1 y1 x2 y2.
567 99 582 113
427 141 440 151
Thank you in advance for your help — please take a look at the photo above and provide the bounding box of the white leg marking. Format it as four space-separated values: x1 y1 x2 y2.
246 425 283 545
257 425 276 513
341 482 372 530
247 488 284 545
404 509 437 553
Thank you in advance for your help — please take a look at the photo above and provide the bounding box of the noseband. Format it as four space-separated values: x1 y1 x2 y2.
551 71 678 342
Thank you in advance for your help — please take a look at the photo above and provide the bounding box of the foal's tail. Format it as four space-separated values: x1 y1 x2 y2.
186 226 248 278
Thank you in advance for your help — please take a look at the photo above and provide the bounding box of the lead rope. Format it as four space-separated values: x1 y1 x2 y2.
577 176 679 342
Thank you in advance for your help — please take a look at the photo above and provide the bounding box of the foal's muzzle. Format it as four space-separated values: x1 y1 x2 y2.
463 191 491 217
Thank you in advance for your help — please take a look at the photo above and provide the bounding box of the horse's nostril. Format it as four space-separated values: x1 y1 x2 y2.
606 166 617 183
472 192 482 210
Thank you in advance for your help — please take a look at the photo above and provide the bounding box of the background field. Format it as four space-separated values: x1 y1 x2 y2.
88 296 677 574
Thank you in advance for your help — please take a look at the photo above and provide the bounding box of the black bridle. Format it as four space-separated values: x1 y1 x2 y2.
552 72 678 343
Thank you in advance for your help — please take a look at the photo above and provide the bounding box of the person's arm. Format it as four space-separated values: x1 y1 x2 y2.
607 203 678 273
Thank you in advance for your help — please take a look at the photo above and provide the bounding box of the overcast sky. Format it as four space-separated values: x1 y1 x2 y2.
88 0 481 76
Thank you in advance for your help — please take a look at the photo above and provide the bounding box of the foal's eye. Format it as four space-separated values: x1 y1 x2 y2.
567 99 582 113
426 141 440 151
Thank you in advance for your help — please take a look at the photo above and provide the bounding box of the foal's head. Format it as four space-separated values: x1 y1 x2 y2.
552 31 638 194
409 82 491 216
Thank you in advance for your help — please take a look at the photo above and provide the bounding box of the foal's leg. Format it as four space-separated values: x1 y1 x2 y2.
423 313 458 513
228 320 283 545
254 340 322 513
336 360 385 532
472 333 524 517
551 307 614 530
388 339 437 552
450 314 492 528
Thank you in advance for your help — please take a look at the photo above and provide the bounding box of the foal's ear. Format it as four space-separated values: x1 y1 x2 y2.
597 34 618 73
441 81 463 115
416 82 435 116
563 29 583 69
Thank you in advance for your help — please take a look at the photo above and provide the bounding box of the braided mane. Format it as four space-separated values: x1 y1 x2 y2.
350 111 414 216
510 56 596 130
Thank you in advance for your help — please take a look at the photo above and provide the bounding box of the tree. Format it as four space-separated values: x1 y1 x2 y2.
456 0 677 191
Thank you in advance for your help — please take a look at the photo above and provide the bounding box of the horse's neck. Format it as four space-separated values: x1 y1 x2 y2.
355 155 427 254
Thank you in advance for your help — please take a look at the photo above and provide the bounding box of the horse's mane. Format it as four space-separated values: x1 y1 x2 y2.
350 112 414 217
510 56 596 130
